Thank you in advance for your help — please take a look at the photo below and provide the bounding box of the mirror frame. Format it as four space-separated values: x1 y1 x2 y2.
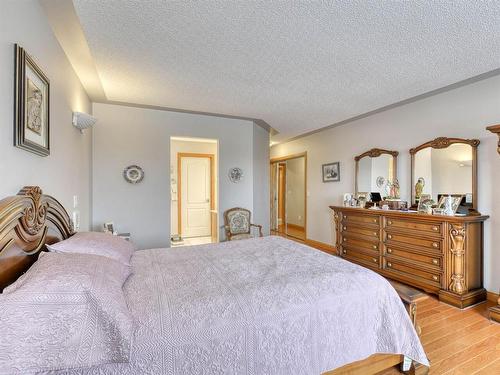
410 137 480 209
354 148 399 195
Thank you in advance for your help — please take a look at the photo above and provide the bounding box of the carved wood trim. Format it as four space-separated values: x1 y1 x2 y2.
354 148 399 161
448 224 467 294
410 137 480 209
486 124 500 155
409 137 480 155
0 186 74 290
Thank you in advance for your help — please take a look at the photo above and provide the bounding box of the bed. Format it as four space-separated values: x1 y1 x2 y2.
0 187 429 374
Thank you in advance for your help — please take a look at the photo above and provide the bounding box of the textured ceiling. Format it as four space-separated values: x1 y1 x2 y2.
72 0 500 142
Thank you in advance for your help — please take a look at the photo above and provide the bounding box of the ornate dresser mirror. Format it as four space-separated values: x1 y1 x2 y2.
355 148 398 196
410 137 479 211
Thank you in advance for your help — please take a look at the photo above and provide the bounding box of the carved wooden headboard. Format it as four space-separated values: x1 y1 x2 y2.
0 186 74 291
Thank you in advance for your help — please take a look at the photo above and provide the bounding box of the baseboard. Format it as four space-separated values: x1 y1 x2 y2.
305 238 336 254
487 290 499 303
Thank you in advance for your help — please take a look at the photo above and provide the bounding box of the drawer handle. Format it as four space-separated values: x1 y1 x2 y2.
373 232 377 236
432 226 439 231
432 242 439 248
432 259 439 265
387 234 392 240
343 249 347 254
372 245 377 250
387 248 392 254
372 258 378 263
373 219 377 223
387 262 392 268
343 226 347 230
387 220 393 225
432 275 438 281
343 238 347 242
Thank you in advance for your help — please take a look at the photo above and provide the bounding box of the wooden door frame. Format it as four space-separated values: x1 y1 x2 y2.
270 152 307 240
177 153 215 237
278 163 286 228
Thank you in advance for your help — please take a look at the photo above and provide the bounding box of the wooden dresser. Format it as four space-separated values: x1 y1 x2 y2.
330 206 489 308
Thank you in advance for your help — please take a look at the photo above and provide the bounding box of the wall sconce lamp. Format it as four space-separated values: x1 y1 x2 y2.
72 111 97 133
486 124 500 155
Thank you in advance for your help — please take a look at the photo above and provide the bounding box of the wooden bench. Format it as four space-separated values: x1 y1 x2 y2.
389 279 428 336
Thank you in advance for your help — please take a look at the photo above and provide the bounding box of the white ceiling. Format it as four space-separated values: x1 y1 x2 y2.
71 0 500 142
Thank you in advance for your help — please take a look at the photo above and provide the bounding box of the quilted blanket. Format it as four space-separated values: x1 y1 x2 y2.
62 236 428 374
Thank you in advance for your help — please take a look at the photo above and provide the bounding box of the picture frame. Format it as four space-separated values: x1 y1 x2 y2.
417 194 434 214
356 192 368 208
14 44 50 156
322 162 340 182
437 194 464 215
103 222 115 234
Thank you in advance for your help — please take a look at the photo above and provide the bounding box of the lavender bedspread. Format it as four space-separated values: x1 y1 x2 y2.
63 236 428 374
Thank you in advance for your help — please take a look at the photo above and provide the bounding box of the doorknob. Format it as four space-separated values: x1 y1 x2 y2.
206 199 210 203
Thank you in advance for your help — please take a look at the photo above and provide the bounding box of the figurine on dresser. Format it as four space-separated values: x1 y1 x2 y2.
415 177 425 202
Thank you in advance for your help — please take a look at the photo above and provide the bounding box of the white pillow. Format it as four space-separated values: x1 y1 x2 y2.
47 231 135 265
0 252 133 374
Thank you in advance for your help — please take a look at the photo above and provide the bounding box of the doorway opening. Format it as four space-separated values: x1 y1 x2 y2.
270 152 307 241
170 136 218 247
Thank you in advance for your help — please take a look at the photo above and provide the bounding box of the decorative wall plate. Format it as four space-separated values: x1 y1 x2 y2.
228 167 243 183
123 165 144 184
376 176 385 188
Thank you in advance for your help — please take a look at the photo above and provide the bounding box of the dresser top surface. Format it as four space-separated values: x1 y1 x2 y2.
329 205 489 223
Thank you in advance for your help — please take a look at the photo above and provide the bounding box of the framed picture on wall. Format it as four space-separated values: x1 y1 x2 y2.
322 162 340 182
14 44 50 156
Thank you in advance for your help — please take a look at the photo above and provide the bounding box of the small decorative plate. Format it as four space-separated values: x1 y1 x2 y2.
376 176 385 188
123 165 144 184
228 167 243 183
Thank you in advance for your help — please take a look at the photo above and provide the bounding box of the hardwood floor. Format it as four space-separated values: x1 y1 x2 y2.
378 297 499 374
284 236 500 374
271 223 306 240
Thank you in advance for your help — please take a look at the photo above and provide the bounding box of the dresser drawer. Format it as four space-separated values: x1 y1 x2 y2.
384 258 441 287
341 213 379 227
384 245 442 269
343 247 380 269
342 224 379 239
341 235 379 252
341 243 379 257
384 217 442 236
385 232 442 252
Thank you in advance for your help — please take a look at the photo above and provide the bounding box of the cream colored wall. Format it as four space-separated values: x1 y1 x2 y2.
0 1 92 229
170 139 218 236
271 74 500 292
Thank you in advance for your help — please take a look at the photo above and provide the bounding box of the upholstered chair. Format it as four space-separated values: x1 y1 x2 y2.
223 207 263 241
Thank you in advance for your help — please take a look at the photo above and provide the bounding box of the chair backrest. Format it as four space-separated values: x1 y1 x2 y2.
224 207 251 235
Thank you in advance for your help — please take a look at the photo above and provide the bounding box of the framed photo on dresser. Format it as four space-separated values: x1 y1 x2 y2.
14 44 50 156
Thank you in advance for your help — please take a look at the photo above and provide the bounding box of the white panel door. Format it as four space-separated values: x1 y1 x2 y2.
181 157 211 237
